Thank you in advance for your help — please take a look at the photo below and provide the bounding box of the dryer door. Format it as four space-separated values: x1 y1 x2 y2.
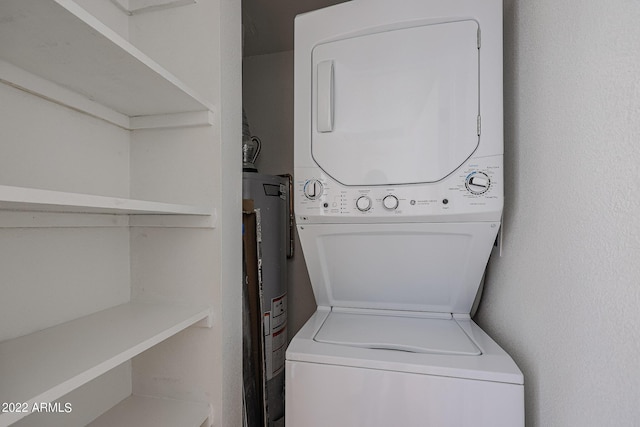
311 20 480 186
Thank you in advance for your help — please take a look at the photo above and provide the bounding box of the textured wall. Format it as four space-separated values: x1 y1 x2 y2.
475 0 640 425
244 3 640 424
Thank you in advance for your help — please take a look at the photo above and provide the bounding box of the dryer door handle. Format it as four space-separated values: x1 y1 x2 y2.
317 60 334 132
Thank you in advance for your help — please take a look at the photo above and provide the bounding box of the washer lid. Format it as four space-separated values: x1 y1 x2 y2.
297 222 500 314
314 310 480 356
311 19 480 186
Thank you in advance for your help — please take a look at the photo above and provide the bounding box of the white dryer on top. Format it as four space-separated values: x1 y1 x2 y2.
287 0 524 426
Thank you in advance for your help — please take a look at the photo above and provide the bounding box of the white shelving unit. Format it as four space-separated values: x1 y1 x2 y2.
0 0 232 425
0 303 211 427
87 395 209 427
0 185 213 215
0 0 214 129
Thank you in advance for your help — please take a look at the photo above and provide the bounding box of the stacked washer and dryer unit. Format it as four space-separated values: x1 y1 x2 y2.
286 0 524 425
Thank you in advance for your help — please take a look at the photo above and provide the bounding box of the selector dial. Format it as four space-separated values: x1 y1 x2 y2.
303 179 324 200
356 196 372 212
465 171 491 195
383 195 399 210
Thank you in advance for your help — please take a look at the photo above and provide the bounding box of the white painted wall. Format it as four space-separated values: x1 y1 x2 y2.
475 0 640 425
243 51 317 339
217 0 244 423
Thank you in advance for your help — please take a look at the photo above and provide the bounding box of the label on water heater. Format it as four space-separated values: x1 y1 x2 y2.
264 293 287 379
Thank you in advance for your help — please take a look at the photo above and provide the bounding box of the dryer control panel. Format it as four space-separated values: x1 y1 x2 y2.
296 156 503 223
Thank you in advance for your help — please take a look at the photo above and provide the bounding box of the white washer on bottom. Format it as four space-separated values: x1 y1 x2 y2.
286 308 524 427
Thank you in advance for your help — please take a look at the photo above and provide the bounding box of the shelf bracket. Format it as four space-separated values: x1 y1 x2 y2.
207 403 214 427
111 0 197 16
130 111 214 130
129 210 217 229
194 307 214 328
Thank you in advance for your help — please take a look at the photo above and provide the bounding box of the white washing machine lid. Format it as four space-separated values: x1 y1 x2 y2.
297 222 500 314
314 310 480 356
287 308 524 385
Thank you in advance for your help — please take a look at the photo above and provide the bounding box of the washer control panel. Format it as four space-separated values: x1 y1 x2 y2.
296 156 502 222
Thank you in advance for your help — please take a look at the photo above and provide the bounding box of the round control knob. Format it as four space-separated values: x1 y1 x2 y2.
356 196 372 212
303 179 323 200
382 195 399 210
465 172 491 195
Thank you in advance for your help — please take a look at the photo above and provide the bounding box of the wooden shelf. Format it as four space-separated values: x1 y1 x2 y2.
0 302 211 427
0 0 215 129
0 185 213 215
87 395 210 427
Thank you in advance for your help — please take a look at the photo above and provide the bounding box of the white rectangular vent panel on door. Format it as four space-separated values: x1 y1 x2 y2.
311 20 480 186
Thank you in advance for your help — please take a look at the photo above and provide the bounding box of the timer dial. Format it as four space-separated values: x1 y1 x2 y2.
303 179 323 200
465 171 491 195
383 195 399 210
356 196 372 212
